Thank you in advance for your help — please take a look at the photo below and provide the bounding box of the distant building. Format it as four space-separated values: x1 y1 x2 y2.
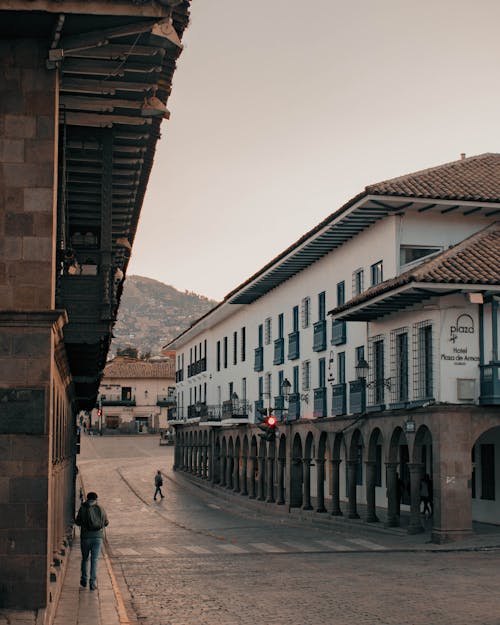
93 357 176 434
167 153 500 543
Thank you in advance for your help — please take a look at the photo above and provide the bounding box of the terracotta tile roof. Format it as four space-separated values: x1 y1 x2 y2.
331 222 500 315
366 153 500 202
103 357 175 380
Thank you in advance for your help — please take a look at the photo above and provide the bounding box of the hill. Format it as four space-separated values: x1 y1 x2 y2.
111 275 218 356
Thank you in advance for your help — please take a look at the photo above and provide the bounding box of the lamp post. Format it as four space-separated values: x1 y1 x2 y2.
231 392 239 416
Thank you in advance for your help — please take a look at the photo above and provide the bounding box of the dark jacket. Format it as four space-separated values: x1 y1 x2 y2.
75 500 109 539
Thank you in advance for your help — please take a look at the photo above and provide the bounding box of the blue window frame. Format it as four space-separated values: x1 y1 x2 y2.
318 291 326 321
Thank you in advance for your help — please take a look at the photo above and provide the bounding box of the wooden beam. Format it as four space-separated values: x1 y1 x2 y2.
61 77 154 94
65 44 164 59
62 58 162 76
3 2 167 18
56 20 158 55
65 112 152 128
61 95 143 113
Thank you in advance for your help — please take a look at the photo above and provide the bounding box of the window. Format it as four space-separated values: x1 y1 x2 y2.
293 365 299 393
368 335 385 405
264 317 272 345
337 351 345 384
302 360 311 391
233 331 237 365
391 328 408 402
241 327 246 362
400 245 441 267
223 336 228 369
353 268 364 296
121 387 132 401
414 321 433 399
265 372 272 399
355 345 365 367
301 297 311 328
481 444 495 500
292 305 299 332
258 324 263 347
278 313 284 338
216 341 221 371
337 281 345 306
319 357 326 388
318 291 326 321
370 260 383 286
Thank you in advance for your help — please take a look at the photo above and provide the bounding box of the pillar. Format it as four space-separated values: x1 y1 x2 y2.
330 459 343 516
277 458 285 505
407 462 425 534
385 461 400 527
315 458 327 512
365 460 379 523
302 459 312 510
347 459 360 519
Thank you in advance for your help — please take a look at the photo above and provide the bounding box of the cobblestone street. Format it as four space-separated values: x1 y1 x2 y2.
77 435 500 625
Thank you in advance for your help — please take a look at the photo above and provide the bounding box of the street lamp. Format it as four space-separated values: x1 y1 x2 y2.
231 392 239 416
281 378 291 400
355 357 369 382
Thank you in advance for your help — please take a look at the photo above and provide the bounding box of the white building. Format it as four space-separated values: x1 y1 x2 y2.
167 153 500 542
91 356 176 434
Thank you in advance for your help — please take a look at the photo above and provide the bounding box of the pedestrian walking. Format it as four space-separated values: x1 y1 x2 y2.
75 491 109 590
420 473 433 517
154 470 164 501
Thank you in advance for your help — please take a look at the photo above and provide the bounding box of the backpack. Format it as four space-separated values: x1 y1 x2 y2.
85 504 103 531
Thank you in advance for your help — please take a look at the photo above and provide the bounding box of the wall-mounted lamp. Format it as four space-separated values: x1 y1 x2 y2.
404 418 416 434
281 378 291 400
355 357 392 390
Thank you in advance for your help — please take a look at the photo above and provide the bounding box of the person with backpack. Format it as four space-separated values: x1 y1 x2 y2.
154 470 164 501
75 491 109 590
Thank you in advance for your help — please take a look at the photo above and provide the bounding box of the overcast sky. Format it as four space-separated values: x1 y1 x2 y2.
127 0 500 301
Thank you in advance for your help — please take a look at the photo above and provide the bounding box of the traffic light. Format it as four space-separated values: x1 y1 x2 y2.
258 412 278 442
97 408 102 418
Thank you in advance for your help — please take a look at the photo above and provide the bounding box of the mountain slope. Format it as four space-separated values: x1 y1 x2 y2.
112 275 218 356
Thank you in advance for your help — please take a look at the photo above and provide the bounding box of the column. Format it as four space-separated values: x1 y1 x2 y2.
365 461 379 523
385 462 400 527
266 456 275 503
257 455 266 501
277 458 286 505
241 455 248 496
302 459 312 510
248 455 257 499
315 458 327 513
233 455 240 493
330 459 343 516
408 462 425 534
347 460 360 519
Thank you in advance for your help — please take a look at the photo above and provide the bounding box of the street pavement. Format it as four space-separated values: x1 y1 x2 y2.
49 434 500 625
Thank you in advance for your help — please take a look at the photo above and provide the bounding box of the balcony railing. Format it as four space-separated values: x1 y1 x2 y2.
332 383 346 416
254 346 264 372
313 386 327 418
222 399 250 419
288 393 301 421
313 320 327 352
100 394 135 406
187 357 207 378
480 363 500 405
157 394 176 407
288 331 300 360
273 338 285 365
331 319 347 346
349 379 366 414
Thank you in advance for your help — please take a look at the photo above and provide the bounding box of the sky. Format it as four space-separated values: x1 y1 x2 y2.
127 0 500 302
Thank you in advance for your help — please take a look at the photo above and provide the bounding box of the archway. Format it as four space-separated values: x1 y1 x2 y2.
290 433 303 508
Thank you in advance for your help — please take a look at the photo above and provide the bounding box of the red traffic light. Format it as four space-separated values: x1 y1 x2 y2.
97 408 102 417
266 415 278 428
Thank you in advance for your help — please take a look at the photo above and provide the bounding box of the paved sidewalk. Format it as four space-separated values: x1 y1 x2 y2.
52 528 130 625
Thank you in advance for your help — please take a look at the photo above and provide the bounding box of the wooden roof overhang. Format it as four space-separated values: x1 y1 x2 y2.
0 2 190 410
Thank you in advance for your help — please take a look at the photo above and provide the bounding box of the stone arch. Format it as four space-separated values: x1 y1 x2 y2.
227 437 234 489
276 433 287 505
249 435 258 499
290 432 303 508
220 437 227 487
257 438 267 501
241 435 249 496
234 436 241 492
213 436 221 483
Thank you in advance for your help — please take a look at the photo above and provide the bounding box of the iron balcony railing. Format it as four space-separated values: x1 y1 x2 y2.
100 393 135 406
313 386 327 417
313 320 327 352
288 331 300 360
331 319 347 346
156 394 176 406
331 383 347 416
254 346 264 372
273 338 285 365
